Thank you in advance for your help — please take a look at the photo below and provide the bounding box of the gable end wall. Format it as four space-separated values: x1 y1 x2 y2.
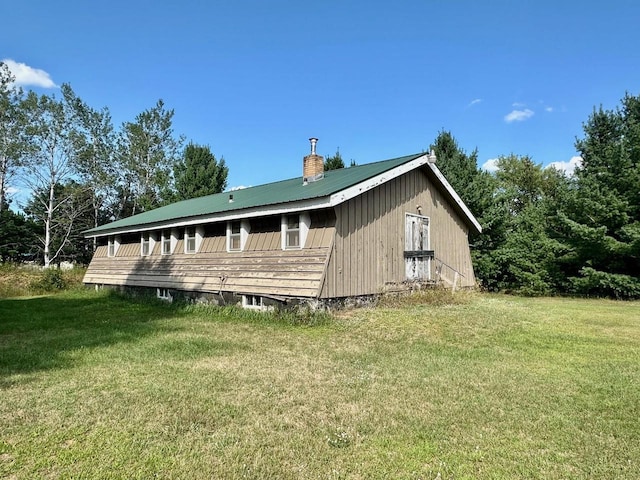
321 167 476 298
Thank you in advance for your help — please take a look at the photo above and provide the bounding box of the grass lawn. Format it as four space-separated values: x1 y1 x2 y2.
0 290 638 479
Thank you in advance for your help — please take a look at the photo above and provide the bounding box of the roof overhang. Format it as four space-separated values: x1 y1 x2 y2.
86 153 481 238
424 162 482 234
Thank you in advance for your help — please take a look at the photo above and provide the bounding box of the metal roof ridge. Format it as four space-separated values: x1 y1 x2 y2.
84 152 427 235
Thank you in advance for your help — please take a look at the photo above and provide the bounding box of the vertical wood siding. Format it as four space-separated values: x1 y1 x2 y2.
320 167 476 298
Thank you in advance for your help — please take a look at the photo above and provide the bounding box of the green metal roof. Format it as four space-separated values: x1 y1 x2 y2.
85 153 425 236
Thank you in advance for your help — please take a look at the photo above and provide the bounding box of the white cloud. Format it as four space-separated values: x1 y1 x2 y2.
545 106 554 112
228 185 249 191
512 102 526 107
504 108 534 123
481 158 500 173
467 98 482 107
547 156 582 176
2 58 58 88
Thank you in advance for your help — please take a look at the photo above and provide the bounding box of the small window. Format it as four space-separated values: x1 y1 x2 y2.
285 215 300 249
229 221 241 251
242 295 266 310
281 213 309 250
141 232 151 256
161 230 172 255
185 227 197 254
107 237 116 257
157 288 172 302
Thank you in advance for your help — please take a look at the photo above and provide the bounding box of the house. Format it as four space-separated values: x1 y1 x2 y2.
83 139 481 307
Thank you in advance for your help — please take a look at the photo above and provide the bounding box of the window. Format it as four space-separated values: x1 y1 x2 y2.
107 236 116 257
185 227 196 253
157 288 172 302
227 220 249 252
285 215 300 248
229 221 241 250
242 294 262 309
141 232 151 256
242 294 273 311
281 213 310 250
161 230 172 255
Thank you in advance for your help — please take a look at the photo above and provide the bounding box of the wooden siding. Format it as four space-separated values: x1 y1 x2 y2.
85 223 335 298
321 167 476 298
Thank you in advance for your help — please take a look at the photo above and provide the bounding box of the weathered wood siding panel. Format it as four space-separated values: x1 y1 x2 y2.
84 249 329 297
84 222 335 298
321 167 476 298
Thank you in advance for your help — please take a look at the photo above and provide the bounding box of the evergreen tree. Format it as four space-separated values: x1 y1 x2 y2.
0 209 40 262
173 143 228 201
558 93 640 298
431 132 571 295
431 131 499 289
324 149 345 170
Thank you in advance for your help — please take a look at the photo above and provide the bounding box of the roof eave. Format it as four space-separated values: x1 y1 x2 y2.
85 153 482 238
83 195 335 238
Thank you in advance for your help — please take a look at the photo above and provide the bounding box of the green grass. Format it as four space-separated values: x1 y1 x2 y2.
1 290 639 479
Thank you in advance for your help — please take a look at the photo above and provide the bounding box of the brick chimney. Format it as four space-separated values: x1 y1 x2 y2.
303 137 324 184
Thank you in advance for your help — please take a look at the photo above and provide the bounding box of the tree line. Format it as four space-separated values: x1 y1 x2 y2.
433 92 640 298
1 60 638 298
0 62 228 266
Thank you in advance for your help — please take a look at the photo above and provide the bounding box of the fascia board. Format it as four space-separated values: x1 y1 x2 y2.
86 153 482 238
425 162 483 234
85 197 334 238
328 154 431 206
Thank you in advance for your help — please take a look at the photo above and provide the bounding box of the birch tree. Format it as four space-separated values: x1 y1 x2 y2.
21 87 82 267
63 85 116 239
116 100 183 216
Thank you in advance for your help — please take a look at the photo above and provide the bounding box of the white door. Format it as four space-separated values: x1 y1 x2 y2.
405 214 431 281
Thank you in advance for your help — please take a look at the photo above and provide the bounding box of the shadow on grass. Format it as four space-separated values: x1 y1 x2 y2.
0 290 181 383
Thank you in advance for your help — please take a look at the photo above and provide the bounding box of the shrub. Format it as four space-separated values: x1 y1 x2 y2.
30 268 68 292
570 267 640 300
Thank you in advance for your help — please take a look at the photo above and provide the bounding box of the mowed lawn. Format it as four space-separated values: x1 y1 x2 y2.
0 290 638 479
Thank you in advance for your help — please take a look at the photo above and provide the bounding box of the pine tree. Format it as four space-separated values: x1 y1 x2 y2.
173 143 228 201
324 149 345 171
558 93 640 298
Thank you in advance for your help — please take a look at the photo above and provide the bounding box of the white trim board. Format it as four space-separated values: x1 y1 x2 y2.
86 154 481 237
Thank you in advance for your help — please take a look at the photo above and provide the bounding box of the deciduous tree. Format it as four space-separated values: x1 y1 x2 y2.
24 181 93 265
20 87 83 267
63 84 116 237
0 62 27 212
116 100 184 216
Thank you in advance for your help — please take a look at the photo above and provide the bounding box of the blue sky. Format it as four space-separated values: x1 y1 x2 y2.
3 0 639 190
